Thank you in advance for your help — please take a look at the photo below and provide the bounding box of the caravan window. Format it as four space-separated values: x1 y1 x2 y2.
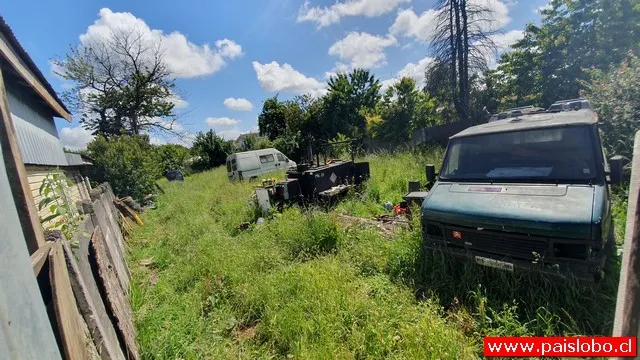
277 153 285 162
260 154 275 163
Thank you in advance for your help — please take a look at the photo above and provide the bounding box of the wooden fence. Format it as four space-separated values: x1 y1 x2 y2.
1 58 138 359
613 130 640 360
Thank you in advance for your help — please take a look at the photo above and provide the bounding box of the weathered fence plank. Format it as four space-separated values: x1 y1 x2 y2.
613 130 640 345
91 194 131 294
91 226 140 360
65 218 126 360
50 240 90 360
30 240 53 274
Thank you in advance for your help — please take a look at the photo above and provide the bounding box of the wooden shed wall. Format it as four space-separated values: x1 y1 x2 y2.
26 166 90 226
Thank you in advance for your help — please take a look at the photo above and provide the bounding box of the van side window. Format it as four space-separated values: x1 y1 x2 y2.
259 154 275 163
232 164 237 171
277 153 285 162
231 158 236 164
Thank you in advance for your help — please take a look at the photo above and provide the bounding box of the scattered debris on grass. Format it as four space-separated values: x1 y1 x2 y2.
337 213 410 239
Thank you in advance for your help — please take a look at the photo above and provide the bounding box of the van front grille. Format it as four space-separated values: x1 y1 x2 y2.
444 225 549 260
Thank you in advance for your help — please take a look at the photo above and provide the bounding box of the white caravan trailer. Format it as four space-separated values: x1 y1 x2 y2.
226 148 296 181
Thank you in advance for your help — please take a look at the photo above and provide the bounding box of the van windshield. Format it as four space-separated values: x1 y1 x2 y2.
440 126 598 183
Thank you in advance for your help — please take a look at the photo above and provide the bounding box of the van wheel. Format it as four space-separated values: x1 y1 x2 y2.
249 176 258 182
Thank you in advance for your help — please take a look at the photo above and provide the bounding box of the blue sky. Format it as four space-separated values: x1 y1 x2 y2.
1 0 548 148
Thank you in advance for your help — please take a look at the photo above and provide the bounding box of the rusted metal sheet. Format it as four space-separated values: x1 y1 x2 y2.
90 226 139 360
50 241 90 360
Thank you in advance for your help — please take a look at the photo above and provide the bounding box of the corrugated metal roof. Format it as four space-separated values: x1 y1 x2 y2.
13 115 67 166
64 152 83 166
64 152 91 166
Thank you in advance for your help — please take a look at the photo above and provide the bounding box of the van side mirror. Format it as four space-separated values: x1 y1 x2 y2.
425 164 436 183
608 155 624 185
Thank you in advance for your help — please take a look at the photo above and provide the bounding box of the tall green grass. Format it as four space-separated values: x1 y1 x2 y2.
128 147 623 359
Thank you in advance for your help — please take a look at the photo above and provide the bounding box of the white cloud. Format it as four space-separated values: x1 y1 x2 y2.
252 61 327 96
59 127 94 150
205 117 241 128
168 93 189 109
215 39 243 59
298 0 410 28
223 97 254 111
390 0 511 42
381 56 435 91
218 129 243 141
149 132 195 147
80 8 242 78
328 32 397 69
389 8 439 42
490 30 524 50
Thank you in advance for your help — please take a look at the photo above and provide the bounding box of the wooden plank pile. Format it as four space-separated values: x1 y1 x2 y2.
27 184 142 360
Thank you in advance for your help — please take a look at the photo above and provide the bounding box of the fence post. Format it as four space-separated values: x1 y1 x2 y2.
613 131 640 346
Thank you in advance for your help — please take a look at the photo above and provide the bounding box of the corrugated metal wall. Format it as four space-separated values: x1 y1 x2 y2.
7 87 68 166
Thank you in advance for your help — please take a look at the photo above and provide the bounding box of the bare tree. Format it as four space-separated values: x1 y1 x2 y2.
428 0 498 122
55 28 184 137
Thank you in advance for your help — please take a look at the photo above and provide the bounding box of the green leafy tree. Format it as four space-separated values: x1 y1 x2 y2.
87 135 161 201
489 0 640 108
583 53 640 161
54 29 182 137
191 130 232 170
258 96 287 141
155 144 191 174
322 69 381 139
239 133 259 152
377 77 440 141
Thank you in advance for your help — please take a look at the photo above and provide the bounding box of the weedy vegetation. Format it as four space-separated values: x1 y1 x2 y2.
128 148 625 359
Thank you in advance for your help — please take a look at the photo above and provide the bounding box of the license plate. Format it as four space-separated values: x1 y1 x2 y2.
475 256 514 272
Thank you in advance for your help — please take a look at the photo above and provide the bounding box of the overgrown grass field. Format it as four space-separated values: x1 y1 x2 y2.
128 149 625 359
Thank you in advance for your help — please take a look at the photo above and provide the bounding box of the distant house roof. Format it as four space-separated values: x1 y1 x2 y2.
233 132 260 146
451 109 598 139
0 15 70 121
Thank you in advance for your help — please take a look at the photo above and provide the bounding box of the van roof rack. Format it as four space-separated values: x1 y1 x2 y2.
488 105 546 122
547 98 592 112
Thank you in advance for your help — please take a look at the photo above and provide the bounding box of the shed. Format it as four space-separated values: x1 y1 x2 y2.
0 15 90 225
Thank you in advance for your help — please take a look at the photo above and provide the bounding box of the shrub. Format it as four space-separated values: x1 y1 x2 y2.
191 130 231 170
87 134 161 201
584 53 640 162
155 144 191 174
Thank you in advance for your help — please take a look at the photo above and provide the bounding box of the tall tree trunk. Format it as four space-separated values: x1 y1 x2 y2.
453 0 466 121
461 0 470 123
449 0 459 118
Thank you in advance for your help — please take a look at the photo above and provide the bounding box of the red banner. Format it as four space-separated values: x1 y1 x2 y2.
484 336 636 357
